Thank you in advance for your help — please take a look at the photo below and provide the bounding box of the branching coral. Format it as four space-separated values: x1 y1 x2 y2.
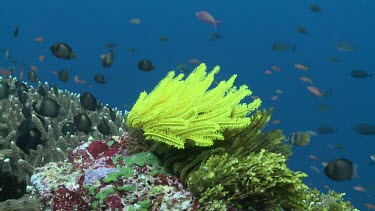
126 63 261 148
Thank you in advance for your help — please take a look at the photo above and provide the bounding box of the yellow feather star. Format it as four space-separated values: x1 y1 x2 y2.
126 63 262 148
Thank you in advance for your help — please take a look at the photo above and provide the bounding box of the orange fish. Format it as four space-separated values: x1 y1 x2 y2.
38 55 45 62
74 75 86 84
365 203 375 210
307 86 323 97
321 162 328 167
294 64 308 71
271 66 281 72
34 36 44 43
299 76 312 84
309 155 319 160
353 185 367 192
251 95 259 99
30 65 39 72
264 70 272 75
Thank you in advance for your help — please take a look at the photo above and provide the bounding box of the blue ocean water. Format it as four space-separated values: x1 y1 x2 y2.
1 0 374 209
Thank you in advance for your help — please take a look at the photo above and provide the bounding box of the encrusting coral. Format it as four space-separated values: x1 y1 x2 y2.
126 63 261 149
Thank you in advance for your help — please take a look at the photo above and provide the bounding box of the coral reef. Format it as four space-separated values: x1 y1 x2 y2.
304 189 359 211
0 76 127 201
31 133 196 210
126 63 261 149
0 195 40 211
0 63 358 210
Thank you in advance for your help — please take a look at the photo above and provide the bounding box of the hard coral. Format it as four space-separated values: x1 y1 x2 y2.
304 189 358 211
0 76 128 195
31 133 196 210
126 63 261 149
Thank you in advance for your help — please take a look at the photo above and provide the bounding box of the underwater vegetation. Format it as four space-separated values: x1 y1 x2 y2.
125 64 357 210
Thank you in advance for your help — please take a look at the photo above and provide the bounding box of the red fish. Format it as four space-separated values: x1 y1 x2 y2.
0 68 13 77
365 203 375 210
196 11 221 29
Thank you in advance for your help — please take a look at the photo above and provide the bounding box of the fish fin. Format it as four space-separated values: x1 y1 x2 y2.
214 20 222 29
352 163 358 178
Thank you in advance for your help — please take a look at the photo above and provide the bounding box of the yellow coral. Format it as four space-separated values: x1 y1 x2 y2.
126 63 261 148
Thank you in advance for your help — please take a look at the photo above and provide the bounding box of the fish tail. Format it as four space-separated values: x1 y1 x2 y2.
214 20 222 29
